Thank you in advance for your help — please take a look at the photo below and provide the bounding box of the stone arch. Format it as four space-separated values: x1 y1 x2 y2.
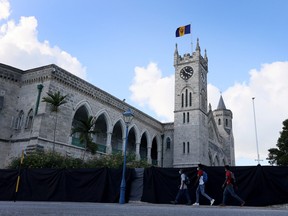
126 124 139 156
15 110 24 130
180 86 193 108
25 109 34 129
140 130 149 161
94 109 112 134
70 104 90 147
111 119 125 154
165 136 172 150
151 134 160 166
213 154 220 166
200 88 207 111
208 150 213 166
73 100 93 117
93 110 112 153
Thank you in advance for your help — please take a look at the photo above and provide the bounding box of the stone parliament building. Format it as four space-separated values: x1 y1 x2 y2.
0 40 235 168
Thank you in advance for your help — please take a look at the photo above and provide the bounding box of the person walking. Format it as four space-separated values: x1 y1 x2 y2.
193 164 215 206
170 169 192 205
220 165 245 206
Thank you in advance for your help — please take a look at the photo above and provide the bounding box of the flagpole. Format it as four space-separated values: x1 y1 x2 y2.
190 23 193 53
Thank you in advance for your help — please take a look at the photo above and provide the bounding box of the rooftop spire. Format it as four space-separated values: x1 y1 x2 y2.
174 43 178 55
196 38 201 52
217 95 226 110
204 49 208 61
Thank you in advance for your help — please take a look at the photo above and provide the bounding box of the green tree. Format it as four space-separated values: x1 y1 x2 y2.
71 116 97 160
42 91 68 153
267 119 288 166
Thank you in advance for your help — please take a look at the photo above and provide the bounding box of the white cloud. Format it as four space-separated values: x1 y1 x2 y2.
0 1 86 79
0 0 10 20
224 62 288 165
130 61 288 165
129 62 174 121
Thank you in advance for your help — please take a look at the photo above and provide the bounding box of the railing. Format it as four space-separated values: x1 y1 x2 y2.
71 137 106 153
71 137 84 147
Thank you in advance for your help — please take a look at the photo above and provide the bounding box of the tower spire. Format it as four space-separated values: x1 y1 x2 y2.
217 95 226 110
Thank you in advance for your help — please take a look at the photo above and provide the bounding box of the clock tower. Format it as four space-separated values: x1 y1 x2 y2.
173 39 209 167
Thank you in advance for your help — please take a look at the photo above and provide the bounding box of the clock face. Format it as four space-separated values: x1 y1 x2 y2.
180 66 193 80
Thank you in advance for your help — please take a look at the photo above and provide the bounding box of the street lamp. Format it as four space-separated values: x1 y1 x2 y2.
119 108 134 204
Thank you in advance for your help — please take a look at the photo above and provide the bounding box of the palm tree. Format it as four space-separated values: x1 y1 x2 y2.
71 116 97 161
42 91 68 153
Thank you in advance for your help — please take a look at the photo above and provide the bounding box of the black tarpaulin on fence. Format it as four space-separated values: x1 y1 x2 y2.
0 166 287 206
0 168 133 203
141 166 288 206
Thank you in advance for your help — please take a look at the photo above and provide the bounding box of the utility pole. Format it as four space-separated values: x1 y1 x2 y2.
252 97 261 165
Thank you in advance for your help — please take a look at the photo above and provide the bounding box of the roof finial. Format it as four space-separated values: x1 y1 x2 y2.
196 38 200 52
204 49 208 61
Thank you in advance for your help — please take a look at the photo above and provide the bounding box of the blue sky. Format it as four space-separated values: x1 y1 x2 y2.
1 0 288 165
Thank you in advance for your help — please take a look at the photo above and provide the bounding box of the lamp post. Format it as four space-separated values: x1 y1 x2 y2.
252 97 261 165
119 108 134 204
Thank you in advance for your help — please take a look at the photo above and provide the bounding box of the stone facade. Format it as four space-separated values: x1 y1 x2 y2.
0 40 235 168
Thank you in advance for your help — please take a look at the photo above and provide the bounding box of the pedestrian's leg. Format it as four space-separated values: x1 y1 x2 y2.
221 187 229 205
227 185 244 205
174 189 182 203
199 185 212 201
184 189 191 205
195 186 200 203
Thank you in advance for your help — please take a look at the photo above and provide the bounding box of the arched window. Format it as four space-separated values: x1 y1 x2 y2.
185 89 188 107
166 137 171 150
187 112 189 123
187 142 190 153
218 119 221 125
183 142 185 154
183 113 185 123
181 93 184 107
25 109 34 129
189 92 192 106
225 119 228 127
15 110 24 130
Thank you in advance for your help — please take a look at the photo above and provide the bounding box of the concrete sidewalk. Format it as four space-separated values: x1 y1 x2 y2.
0 201 287 216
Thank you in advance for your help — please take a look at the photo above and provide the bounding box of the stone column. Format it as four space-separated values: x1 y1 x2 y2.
147 147 152 164
122 138 126 155
106 132 112 154
135 142 140 160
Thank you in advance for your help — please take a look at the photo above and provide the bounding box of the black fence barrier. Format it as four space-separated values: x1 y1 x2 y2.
0 168 134 203
141 165 288 206
1 165 287 206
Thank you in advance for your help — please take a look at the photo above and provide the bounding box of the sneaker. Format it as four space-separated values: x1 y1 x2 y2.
186 201 192 205
170 201 177 205
210 199 215 206
192 203 199 206
219 203 225 207
241 201 245 207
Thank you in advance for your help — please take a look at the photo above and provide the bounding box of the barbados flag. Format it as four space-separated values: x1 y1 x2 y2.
175 24 191 37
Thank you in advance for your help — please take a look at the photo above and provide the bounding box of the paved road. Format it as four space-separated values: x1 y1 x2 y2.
0 201 286 216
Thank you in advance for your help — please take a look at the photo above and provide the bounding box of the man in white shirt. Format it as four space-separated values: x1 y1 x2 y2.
170 169 192 205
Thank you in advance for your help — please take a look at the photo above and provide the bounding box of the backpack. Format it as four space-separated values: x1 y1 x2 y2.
230 171 236 185
202 171 208 183
184 174 191 185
